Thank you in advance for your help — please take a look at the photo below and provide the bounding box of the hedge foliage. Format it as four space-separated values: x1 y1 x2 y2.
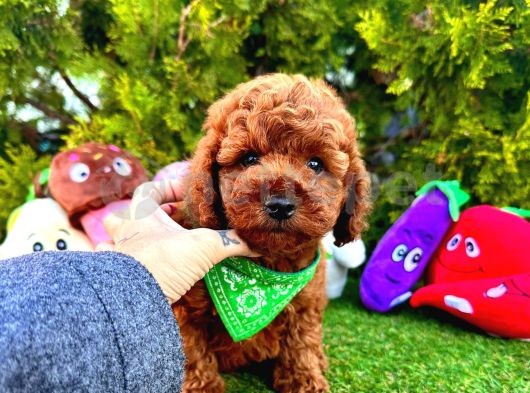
1 0 528 246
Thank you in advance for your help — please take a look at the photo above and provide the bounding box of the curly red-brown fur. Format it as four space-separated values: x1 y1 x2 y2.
173 74 371 392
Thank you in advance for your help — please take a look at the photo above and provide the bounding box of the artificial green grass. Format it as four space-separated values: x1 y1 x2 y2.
224 273 530 392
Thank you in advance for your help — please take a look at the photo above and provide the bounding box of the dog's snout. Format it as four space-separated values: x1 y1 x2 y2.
264 196 296 220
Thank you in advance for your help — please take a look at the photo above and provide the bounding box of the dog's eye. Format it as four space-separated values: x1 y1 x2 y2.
307 157 324 174
242 152 260 167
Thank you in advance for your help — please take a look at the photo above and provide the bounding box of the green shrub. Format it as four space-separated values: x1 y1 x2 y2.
352 0 530 248
1 0 528 245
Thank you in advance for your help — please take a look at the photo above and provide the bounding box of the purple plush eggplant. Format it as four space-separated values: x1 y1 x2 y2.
360 180 470 313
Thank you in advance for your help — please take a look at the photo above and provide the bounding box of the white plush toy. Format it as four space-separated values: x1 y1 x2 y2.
0 198 93 260
323 232 366 299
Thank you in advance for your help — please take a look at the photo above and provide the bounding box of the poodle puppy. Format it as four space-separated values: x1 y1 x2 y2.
172 73 371 393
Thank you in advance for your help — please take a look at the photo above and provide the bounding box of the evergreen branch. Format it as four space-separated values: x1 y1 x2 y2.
129 109 144 136
22 97 76 126
208 16 227 31
57 69 99 112
176 0 199 60
202 16 228 39
149 0 160 61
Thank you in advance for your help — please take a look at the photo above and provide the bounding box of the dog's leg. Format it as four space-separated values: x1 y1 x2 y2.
272 307 329 393
179 319 225 393
317 345 329 372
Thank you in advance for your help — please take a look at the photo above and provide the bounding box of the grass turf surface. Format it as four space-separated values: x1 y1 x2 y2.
223 272 530 392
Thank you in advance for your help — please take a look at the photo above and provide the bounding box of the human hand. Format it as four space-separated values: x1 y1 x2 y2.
97 180 258 304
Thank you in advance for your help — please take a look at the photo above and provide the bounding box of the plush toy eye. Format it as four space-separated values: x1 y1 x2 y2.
307 157 324 174
392 244 408 262
56 239 68 251
32 242 44 252
404 247 423 272
464 237 480 258
113 157 132 176
69 163 91 183
446 234 462 251
242 152 260 167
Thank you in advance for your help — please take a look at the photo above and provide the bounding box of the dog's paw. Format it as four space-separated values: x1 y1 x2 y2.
273 370 329 393
182 374 225 393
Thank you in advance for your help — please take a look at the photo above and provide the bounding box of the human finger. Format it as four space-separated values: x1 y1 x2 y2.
133 179 185 208
128 181 181 221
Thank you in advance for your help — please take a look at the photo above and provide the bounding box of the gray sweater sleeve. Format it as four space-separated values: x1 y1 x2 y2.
0 251 185 393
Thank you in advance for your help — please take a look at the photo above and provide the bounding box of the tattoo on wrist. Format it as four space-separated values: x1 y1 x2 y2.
218 230 240 247
118 232 140 245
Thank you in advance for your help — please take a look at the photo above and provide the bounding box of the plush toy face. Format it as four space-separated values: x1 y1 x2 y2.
360 189 453 312
49 142 148 224
0 198 93 259
426 205 530 284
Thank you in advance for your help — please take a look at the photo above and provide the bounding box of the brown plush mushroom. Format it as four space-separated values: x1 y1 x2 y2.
49 142 148 232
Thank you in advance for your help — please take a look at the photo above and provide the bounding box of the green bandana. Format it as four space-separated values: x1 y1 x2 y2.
205 250 321 342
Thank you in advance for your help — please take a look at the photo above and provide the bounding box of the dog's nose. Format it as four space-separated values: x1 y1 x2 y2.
264 196 296 220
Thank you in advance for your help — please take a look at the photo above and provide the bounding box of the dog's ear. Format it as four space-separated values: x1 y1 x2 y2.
186 131 227 229
332 158 371 247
